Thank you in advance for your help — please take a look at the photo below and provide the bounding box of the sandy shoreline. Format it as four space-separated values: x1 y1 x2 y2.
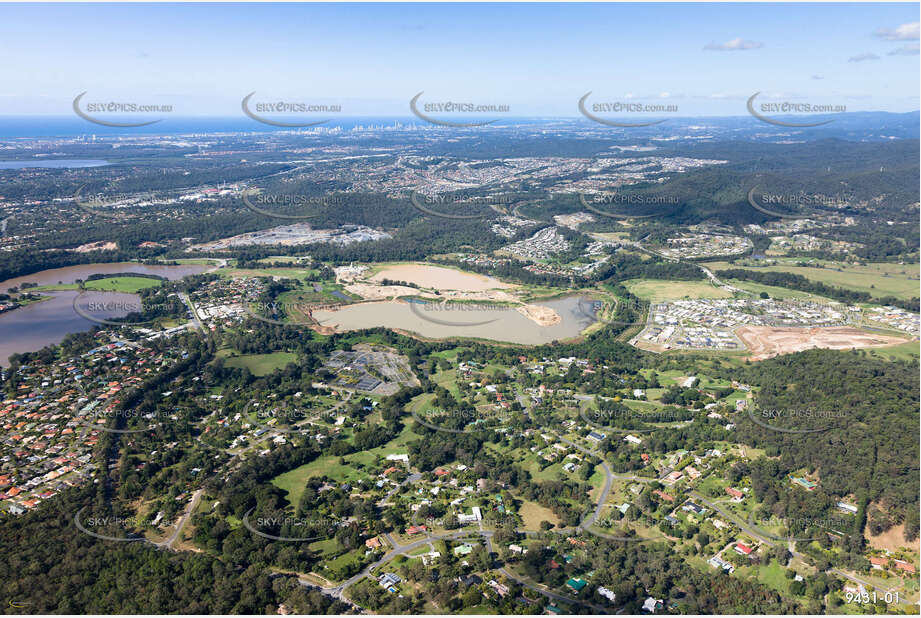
369 263 513 292
516 303 561 326
316 298 562 328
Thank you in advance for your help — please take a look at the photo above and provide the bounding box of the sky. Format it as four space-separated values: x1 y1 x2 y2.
0 2 918 117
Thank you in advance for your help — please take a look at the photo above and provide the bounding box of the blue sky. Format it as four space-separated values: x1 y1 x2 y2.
1 3 918 116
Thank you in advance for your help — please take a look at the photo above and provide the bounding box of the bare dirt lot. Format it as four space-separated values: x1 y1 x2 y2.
370 263 512 292
737 326 908 361
344 282 421 300
866 522 911 553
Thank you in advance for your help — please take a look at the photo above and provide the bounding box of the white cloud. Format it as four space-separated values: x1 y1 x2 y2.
888 43 920 56
848 52 881 63
874 21 920 41
703 38 763 51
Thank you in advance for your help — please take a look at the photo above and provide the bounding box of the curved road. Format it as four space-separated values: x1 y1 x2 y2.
308 431 651 611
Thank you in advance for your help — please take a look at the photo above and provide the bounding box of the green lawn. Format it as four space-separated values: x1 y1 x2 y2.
272 456 364 506
737 560 791 596
430 347 465 361
623 278 732 302
431 369 461 398
458 605 496 614
307 537 341 558
32 276 163 294
271 423 423 506
84 276 164 293
865 341 920 362
219 351 298 376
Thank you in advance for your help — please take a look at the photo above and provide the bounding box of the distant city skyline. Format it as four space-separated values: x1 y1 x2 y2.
0 3 918 117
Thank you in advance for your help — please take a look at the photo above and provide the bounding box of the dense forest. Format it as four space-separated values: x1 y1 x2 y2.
0 480 350 614
737 349 920 542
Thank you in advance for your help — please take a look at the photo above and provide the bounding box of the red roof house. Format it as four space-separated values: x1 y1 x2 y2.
734 542 753 556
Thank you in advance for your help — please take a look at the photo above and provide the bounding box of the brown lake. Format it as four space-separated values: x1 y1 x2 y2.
0 263 208 365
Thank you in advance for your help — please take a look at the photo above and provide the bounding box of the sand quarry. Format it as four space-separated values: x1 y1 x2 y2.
736 326 908 361
337 263 561 327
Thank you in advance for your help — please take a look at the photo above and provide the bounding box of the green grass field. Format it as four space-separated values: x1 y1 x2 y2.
734 561 791 596
217 350 298 375
518 499 560 529
34 276 163 294
706 259 920 301
431 368 461 398
727 279 832 302
272 456 364 506
623 278 732 302
272 422 423 506
865 341 920 362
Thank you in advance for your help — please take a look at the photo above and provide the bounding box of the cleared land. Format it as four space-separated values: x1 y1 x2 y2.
623 278 732 302
370 263 512 291
705 260 921 301
220 351 298 376
736 326 908 361
517 499 560 530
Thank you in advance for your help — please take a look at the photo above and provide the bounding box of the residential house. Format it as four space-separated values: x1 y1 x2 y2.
597 586 616 602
